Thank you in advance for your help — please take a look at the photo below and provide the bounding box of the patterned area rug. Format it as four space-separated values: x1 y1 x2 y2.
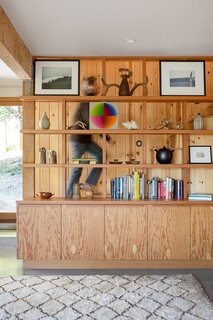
0 274 212 319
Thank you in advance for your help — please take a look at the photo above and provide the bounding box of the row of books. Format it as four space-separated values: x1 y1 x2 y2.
110 173 184 200
147 177 184 200
110 172 145 200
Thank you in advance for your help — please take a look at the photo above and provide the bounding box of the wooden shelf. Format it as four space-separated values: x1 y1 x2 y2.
17 197 213 206
21 129 213 135
21 95 213 102
22 163 213 168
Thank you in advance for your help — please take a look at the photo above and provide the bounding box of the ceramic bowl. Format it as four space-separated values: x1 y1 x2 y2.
36 192 55 199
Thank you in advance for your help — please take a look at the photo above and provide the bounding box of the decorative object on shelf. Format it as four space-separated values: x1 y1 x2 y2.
109 159 123 164
122 120 139 130
72 183 81 199
193 113 204 130
125 158 140 164
85 189 94 199
36 192 55 199
160 60 206 96
136 140 143 147
49 150 57 164
89 102 118 129
151 117 184 130
188 193 213 201
67 120 87 130
154 146 175 164
189 145 212 164
39 112 50 130
101 68 148 96
71 155 97 164
39 147 46 164
34 60 80 95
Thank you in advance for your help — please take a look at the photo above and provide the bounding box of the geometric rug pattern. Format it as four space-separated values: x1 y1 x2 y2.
0 274 212 319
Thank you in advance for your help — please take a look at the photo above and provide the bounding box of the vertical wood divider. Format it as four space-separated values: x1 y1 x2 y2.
60 99 66 197
182 101 190 199
102 133 107 198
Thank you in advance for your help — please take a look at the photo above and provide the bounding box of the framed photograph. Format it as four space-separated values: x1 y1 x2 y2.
160 60 205 96
189 145 212 164
34 60 80 95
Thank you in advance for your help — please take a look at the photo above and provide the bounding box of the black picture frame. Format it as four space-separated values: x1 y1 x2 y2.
160 60 206 96
189 145 212 164
34 60 80 95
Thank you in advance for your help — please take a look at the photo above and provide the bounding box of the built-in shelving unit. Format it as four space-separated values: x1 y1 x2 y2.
17 57 213 268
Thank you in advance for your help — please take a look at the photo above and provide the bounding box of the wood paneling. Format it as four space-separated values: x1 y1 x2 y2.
191 206 213 260
17 205 61 259
62 205 104 260
105 205 147 260
148 206 190 260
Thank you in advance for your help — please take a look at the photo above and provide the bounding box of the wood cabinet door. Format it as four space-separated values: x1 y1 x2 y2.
148 206 190 260
191 206 213 260
62 205 104 260
17 205 61 260
105 205 147 260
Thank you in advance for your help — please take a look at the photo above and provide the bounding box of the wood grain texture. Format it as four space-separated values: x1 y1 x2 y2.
0 7 32 79
105 205 147 260
62 205 104 260
148 206 190 260
191 206 213 260
17 205 61 260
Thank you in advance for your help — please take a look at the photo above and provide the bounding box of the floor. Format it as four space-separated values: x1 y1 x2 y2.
0 229 212 302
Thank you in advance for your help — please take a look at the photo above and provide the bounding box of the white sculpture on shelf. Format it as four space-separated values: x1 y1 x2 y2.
122 120 139 130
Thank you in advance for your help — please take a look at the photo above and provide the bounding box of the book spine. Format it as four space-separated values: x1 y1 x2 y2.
134 171 140 200
139 173 145 199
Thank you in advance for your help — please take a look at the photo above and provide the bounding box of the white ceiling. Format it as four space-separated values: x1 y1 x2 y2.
0 59 22 85
0 0 213 58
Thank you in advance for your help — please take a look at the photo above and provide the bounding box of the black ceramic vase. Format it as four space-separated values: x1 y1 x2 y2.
154 146 175 164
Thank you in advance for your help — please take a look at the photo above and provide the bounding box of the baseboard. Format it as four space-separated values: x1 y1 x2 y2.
24 259 213 270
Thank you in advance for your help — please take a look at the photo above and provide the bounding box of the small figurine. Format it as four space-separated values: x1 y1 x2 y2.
39 147 46 164
50 150 57 164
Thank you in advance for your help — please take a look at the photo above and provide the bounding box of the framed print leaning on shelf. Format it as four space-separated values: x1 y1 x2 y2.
34 60 80 95
160 60 205 96
189 145 212 164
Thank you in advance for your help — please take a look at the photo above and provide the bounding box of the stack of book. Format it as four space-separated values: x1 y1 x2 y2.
188 193 213 201
71 158 97 164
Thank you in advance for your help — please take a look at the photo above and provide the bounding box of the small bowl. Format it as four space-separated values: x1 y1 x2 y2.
36 192 55 199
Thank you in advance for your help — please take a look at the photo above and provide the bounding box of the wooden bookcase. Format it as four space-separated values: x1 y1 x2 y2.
17 57 213 268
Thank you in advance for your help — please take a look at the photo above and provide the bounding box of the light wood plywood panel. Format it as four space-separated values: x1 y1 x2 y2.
17 205 61 260
191 206 213 260
148 206 190 260
62 205 104 260
105 205 147 260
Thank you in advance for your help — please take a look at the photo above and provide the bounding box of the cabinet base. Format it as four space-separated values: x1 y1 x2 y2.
23 260 213 270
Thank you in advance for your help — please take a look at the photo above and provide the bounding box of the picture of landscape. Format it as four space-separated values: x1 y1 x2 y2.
170 70 195 87
42 66 72 89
